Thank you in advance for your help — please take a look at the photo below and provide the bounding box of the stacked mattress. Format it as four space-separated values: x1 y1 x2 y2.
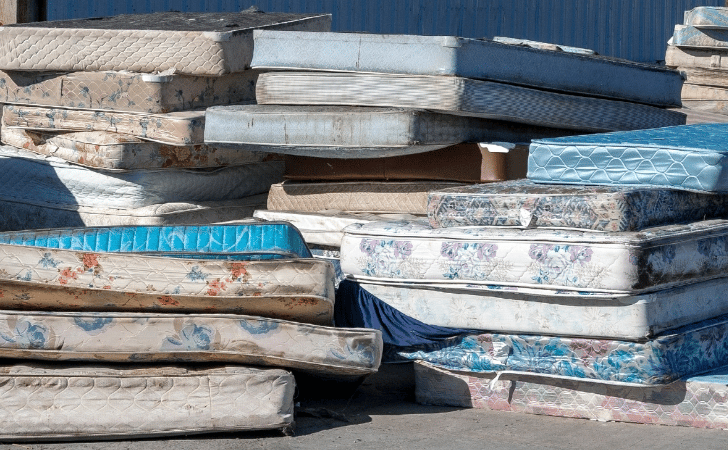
667 6 728 115
333 123 728 429
0 11 332 231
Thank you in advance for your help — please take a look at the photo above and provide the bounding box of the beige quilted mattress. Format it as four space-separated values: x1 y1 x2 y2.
0 69 260 113
0 363 294 441
2 128 268 170
266 181 465 214
3 104 206 145
0 11 331 75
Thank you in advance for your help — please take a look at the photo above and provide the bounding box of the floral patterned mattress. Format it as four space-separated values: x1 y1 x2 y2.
0 310 382 377
528 124 728 193
427 179 728 231
340 218 728 294
415 360 728 430
0 363 294 441
0 224 336 324
358 276 728 340
392 312 728 385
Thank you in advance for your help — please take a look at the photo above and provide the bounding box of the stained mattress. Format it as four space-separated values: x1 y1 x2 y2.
665 45 728 70
0 224 336 324
528 124 728 192
0 195 267 231
356 277 728 340
0 11 331 75
0 146 283 209
0 69 260 113
250 30 683 107
0 363 294 441
427 179 728 231
2 128 268 170
253 209 423 247
684 6 728 28
3 104 209 145
0 310 382 377
256 72 685 132
671 25 728 49
203 105 576 158
393 313 728 385
415 361 728 430
342 218 728 294
267 181 462 215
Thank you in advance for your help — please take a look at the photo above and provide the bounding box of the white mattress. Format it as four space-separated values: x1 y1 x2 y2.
0 363 294 441
203 105 574 158
3 104 208 145
2 127 268 170
341 218 728 294
255 72 686 132
0 69 260 113
0 145 283 209
0 11 331 75
665 44 728 70
360 277 728 340
0 310 382 377
253 210 423 247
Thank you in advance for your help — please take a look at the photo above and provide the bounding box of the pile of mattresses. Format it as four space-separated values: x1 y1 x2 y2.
667 6 728 115
0 222 383 440
0 10 333 231
335 123 728 430
211 30 687 279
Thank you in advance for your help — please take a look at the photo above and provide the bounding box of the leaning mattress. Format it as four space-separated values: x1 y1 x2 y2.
427 179 728 231
250 31 683 107
255 72 686 132
3 104 207 145
528 124 728 193
355 277 728 340
341 218 728 294
414 361 728 430
0 363 294 441
1 128 268 170
0 195 267 231
0 69 260 113
267 181 462 215
392 313 728 385
0 11 331 75
0 223 336 324
0 146 283 209
203 105 576 158
0 310 382 377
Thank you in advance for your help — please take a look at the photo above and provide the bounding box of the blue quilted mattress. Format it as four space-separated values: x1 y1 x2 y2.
528 124 728 193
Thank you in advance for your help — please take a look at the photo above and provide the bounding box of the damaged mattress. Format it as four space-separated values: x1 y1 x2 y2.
0 310 382 377
0 11 331 75
267 181 462 215
256 72 685 132
414 361 728 430
250 30 683 107
203 105 575 158
341 218 728 294
671 25 728 49
665 45 728 70
0 69 260 113
427 179 728 231
0 223 336 324
0 146 282 209
683 6 728 28
0 363 294 441
2 128 268 170
3 104 208 145
528 124 728 192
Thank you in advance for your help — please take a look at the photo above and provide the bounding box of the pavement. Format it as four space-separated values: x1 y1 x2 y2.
2 363 727 450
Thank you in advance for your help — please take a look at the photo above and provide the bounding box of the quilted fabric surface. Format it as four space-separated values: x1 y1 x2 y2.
528 124 728 192
672 25 728 48
0 363 294 441
684 6 728 27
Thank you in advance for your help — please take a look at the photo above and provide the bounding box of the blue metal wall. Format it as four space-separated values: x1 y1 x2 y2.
46 0 725 62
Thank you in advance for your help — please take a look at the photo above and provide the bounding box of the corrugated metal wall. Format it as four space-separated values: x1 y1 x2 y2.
46 0 725 62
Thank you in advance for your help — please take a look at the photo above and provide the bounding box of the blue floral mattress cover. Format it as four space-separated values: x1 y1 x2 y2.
389 312 728 385
528 124 728 193
427 179 728 231
339 217 728 294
